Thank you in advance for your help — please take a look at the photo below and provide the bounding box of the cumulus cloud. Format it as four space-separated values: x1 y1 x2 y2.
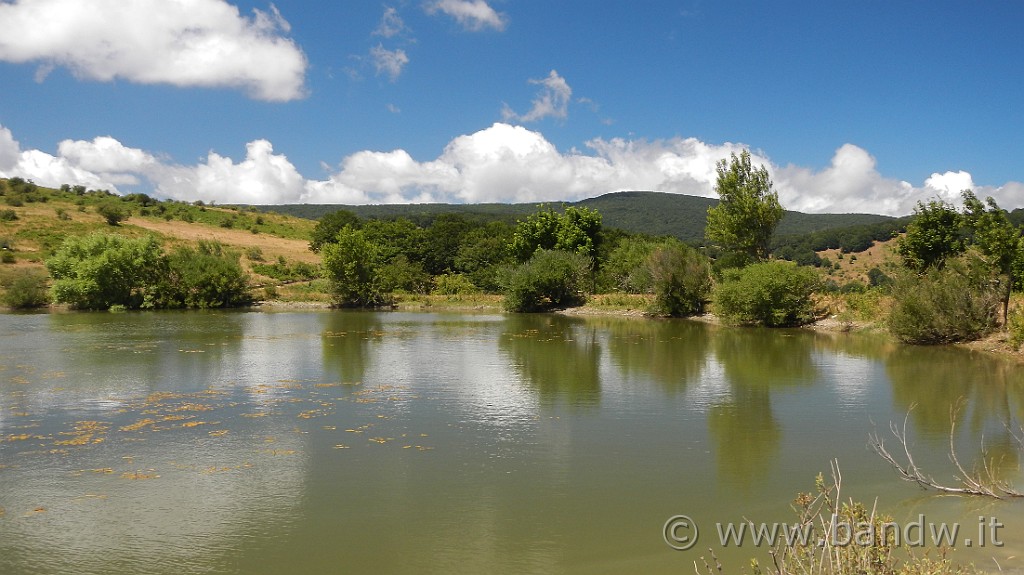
425 0 507 31
503 70 573 123
1 122 1022 215
370 45 410 81
0 0 307 101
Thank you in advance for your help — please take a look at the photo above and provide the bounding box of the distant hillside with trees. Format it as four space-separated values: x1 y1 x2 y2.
256 191 896 243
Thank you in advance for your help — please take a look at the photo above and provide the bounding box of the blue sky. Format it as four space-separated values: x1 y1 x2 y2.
0 0 1021 215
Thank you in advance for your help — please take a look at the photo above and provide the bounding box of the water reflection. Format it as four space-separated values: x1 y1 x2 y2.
499 314 601 406
600 317 711 394
707 328 819 488
319 311 384 384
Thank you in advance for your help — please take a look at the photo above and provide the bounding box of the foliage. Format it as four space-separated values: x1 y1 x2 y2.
714 260 821 327
1 270 49 309
895 199 964 271
361 218 425 263
960 190 1022 322
600 236 657 293
500 249 591 312
377 254 431 294
320 225 388 307
309 209 360 253
646 240 712 317
888 252 1001 344
47 233 164 310
1009 307 1024 350
0 209 17 221
509 206 602 262
705 150 784 263
156 242 253 308
432 272 480 296
251 259 318 282
454 222 514 292
96 203 129 226
421 213 473 274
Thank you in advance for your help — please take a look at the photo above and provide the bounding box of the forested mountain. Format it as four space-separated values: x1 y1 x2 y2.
256 191 896 243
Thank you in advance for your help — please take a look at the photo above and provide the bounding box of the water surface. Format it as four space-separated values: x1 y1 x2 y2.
1 310 1022 574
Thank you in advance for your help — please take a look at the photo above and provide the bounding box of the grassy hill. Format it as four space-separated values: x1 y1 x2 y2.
257 191 895 243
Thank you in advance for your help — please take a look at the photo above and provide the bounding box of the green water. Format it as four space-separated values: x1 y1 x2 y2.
1 310 1022 574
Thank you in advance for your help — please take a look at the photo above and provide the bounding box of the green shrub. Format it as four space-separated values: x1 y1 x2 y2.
1008 307 1024 350
96 203 128 226
377 255 431 294
888 253 1001 344
601 237 656 293
646 241 712 317
432 272 479 296
245 246 266 262
155 242 253 308
714 260 821 326
500 249 591 312
0 209 17 221
1 251 14 264
47 233 164 309
321 225 388 307
55 207 70 221
2 271 49 309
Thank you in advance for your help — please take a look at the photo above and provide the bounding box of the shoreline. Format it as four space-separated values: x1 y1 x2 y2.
7 297 1023 363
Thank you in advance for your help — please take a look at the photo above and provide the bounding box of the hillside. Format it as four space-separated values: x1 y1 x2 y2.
257 191 895 243
0 182 321 303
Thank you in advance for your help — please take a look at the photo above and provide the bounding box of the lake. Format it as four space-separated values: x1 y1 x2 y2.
1 310 1022 574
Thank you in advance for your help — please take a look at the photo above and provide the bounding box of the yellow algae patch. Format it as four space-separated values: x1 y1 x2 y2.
262 449 297 456
54 434 94 446
179 421 211 428
4 434 33 442
208 429 229 437
159 415 190 422
241 412 270 418
332 444 350 449
297 410 326 419
171 403 214 412
120 418 157 432
121 470 159 480
314 383 343 388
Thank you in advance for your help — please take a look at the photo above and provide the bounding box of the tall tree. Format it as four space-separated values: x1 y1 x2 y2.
705 150 783 264
960 190 1022 323
895 198 964 271
509 205 602 263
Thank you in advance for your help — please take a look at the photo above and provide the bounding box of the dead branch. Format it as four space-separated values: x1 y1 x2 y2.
870 401 1023 499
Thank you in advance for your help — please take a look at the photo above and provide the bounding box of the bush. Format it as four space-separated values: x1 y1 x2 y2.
321 225 388 307
155 242 253 309
1 251 14 264
601 237 656 293
888 253 1001 344
500 249 591 312
245 246 265 262
2 271 49 309
47 233 164 310
96 204 128 226
714 260 821 326
1008 307 1024 350
646 241 712 317
432 272 479 296
0 209 17 221
377 255 431 294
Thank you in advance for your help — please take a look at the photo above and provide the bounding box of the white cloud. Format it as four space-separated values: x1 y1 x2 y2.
0 0 307 101
2 122 1023 216
370 45 410 81
425 0 507 31
0 126 19 171
503 70 573 123
374 7 409 38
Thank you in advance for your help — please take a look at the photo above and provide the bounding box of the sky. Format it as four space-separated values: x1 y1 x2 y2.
0 0 1022 216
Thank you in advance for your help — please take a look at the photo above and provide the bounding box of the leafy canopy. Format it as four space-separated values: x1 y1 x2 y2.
705 150 783 263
